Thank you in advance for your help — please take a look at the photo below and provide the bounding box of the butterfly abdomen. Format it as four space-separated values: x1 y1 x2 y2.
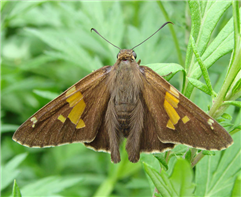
115 103 136 137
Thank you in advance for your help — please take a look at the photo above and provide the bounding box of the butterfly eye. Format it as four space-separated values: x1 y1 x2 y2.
117 52 120 59
132 51 137 59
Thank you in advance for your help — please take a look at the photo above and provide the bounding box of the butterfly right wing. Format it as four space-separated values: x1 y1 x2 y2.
140 66 233 150
13 66 112 150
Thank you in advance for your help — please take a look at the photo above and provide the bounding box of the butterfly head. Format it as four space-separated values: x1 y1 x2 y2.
117 49 137 62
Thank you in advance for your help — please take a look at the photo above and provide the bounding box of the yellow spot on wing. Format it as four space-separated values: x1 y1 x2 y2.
30 117 37 128
167 119 175 130
58 115 66 123
66 86 77 97
66 92 83 107
165 92 179 108
207 118 214 130
76 119 85 129
169 86 179 98
182 116 190 124
68 99 86 125
164 100 180 125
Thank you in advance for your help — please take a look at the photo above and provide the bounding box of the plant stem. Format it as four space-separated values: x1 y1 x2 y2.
157 1 184 66
209 1 241 118
191 151 205 168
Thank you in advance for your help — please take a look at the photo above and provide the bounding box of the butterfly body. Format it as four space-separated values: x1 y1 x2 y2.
105 49 144 162
13 49 233 163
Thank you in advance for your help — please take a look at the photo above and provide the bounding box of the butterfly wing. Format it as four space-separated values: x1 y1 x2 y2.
13 66 111 150
140 66 233 150
139 99 175 153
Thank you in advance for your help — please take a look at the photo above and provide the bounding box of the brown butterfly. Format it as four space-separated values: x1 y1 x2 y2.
12 22 233 163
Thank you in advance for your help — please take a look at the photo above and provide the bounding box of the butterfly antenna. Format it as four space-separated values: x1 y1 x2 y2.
91 28 121 50
131 21 173 50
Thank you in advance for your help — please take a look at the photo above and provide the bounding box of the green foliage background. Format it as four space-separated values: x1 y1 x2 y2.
1 1 240 197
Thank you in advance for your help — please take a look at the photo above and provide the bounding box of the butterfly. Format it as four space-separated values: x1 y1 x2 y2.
12 22 233 163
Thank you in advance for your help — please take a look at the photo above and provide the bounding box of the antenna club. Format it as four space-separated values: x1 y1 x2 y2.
131 21 173 50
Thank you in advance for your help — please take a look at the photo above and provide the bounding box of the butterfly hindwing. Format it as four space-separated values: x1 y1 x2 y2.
141 66 233 150
139 99 175 153
13 66 111 149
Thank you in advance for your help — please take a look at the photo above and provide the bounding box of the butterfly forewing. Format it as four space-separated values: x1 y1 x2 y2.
13 66 111 148
141 66 233 150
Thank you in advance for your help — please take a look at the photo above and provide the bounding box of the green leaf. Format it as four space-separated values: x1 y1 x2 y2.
187 77 216 96
12 180 22 197
231 174 241 197
147 63 184 81
154 154 168 171
190 36 213 97
143 159 195 197
189 1 231 55
21 176 83 196
221 113 233 121
185 149 192 163
143 162 175 196
202 150 216 156
33 89 59 100
223 101 241 108
169 159 195 196
25 28 95 71
229 125 241 135
195 131 241 196
185 1 234 97
1 153 28 190
19 55 56 70
232 77 241 95
0 124 19 133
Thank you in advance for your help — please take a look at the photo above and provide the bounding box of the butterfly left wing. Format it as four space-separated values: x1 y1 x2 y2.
13 66 111 149
140 66 233 150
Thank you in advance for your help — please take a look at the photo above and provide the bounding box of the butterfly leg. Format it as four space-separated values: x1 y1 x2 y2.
105 99 121 163
126 100 144 163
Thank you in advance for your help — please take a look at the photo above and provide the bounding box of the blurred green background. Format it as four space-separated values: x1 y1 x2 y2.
1 1 240 197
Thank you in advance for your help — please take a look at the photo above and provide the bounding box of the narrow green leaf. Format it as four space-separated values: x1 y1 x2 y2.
222 101 241 108
12 180 22 197
33 89 58 100
19 55 56 70
185 149 192 163
232 77 241 95
188 0 201 41
3 1 43 25
147 63 184 81
221 113 233 121
1 153 28 190
0 124 19 133
190 36 214 97
231 174 241 197
187 77 216 96
232 1 241 60
143 162 175 197
125 178 149 189
190 1 231 55
154 154 168 171
202 150 215 156
229 125 241 135
25 28 94 70
21 176 83 196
